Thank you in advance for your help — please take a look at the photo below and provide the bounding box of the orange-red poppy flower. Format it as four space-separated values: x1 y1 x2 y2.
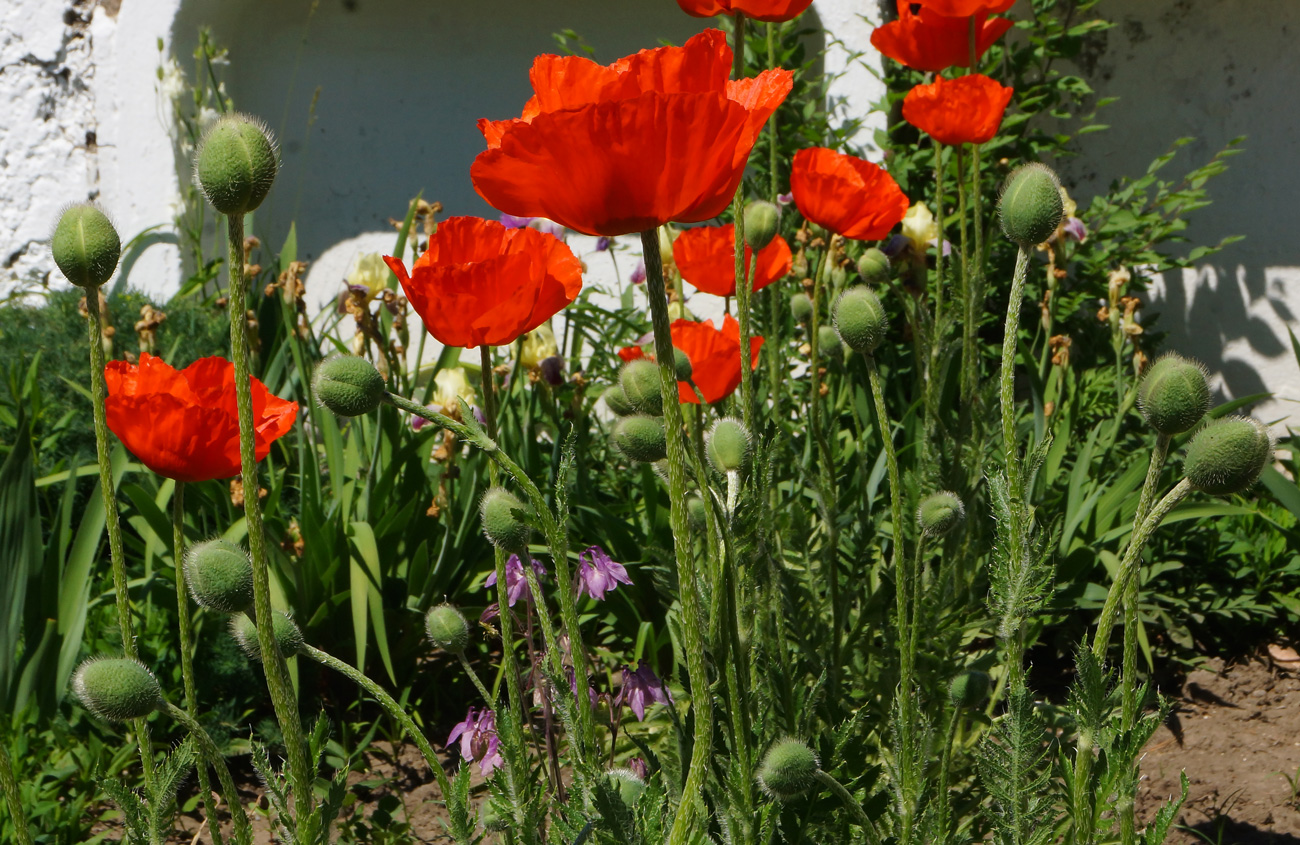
914 0 1013 16
870 1 1013 72
902 74 1014 146
104 353 297 484
671 314 763 404
471 30 793 237
672 224 793 297
790 148 910 241
618 346 647 363
676 0 814 23
383 216 582 349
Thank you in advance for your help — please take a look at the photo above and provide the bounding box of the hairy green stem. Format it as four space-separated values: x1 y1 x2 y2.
164 703 251 844
733 11 755 436
814 770 883 844
0 736 32 845
457 652 496 709
935 705 962 845
225 213 315 838
641 228 713 845
924 141 947 451
808 247 842 681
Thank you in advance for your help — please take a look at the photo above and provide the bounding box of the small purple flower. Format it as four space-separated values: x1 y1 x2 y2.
595 236 612 252
618 661 673 722
1062 216 1087 244
448 707 503 777
630 261 646 286
626 757 649 780
499 214 534 229
567 665 599 708
881 233 910 259
577 546 632 602
411 413 432 432
485 554 548 606
777 191 794 206
540 355 565 386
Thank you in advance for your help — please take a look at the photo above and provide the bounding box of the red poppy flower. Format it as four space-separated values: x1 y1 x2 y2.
383 216 582 349
870 1 1014 72
675 0 814 23
914 0 1013 16
671 314 763 404
790 148 910 241
672 224 793 297
471 30 793 237
618 346 647 363
104 353 297 484
902 74 1014 146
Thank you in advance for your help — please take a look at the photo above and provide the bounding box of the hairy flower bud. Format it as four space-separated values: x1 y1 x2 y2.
425 604 471 653
818 325 843 358
313 355 387 417
184 538 254 614
857 247 890 285
999 163 1064 247
480 487 532 553
743 200 780 251
230 611 304 662
1183 416 1272 496
1137 353 1210 435
706 418 750 473
789 292 813 323
603 384 636 416
620 358 664 416
72 658 163 722
833 286 887 355
758 738 820 801
917 491 966 538
196 113 278 216
612 414 668 463
673 348 694 383
686 495 708 529
949 670 992 709
605 767 647 810
51 204 121 289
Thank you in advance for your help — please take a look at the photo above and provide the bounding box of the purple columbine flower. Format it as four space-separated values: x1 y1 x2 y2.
618 661 673 722
630 261 646 286
577 546 632 601
499 213 534 229
485 554 548 606
448 707 503 777
595 236 612 252
567 665 599 708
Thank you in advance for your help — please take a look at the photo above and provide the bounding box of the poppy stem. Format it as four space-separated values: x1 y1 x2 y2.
732 12 756 439
163 703 252 843
808 246 842 688
924 141 947 454
0 732 33 845
223 211 317 839
640 227 713 845
171 482 224 845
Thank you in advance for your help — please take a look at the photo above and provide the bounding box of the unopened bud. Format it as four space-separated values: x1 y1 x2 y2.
72 658 163 722
789 292 813 323
196 113 278 216
743 200 780 251
833 286 887 355
620 358 664 416
184 538 254 614
480 487 531 553
706 418 750 473
425 604 471 653
52 204 121 289
613 415 668 463
917 491 966 538
1184 416 1272 496
231 611 304 662
1137 353 1210 435
757 738 820 802
313 355 386 417
603 384 636 416
999 163 1064 247
857 248 890 285
949 670 992 709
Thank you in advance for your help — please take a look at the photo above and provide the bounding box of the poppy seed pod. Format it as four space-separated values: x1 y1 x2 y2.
425 604 470 653
998 163 1064 247
480 487 532 553
231 611 304 662
184 538 254 614
196 113 278 216
72 657 163 722
673 348 694 383
857 247 890 285
603 384 636 416
51 204 120 289
612 414 668 463
313 355 387 417
949 669 992 709
1137 354 1210 435
789 292 813 323
743 200 781 251
833 286 887 355
917 491 966 538
620 358 664 416
706 418 750 473
757 738 820 801
1183 416 1272 497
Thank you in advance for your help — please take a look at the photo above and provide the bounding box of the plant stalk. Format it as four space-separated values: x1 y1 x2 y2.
164 703 252 844
0 736 33 845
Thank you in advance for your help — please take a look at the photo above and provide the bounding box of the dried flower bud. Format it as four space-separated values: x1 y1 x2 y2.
612 415 668 463
51 204 121 289
184 538 254 614
230 611 304 662
480 487 532 553
758 738 819 801
196 113 278 216
1184 416 1272 497
620 358 664 416
72 658 163 722
833 286 887 355
917 491 966 538
743 200 780 251
1137 353 1210 435
706 418 750 473
999 163 1064 248
425 604 471 653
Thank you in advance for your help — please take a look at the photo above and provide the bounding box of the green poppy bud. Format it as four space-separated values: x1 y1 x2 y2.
184 538 254 614
603 384 636 416
606 767 647 810
72 657 163 722
480 487 531 553
425 603 470 653
1183 416 1272 496
481 804 508 832
818 325 844 358
620 358 663 416
857 247 890 285
313 355 387 417
789 292 813 323
949 670 992 709
743 200 781 251
612 414 668 463
998 163 1064 247
917 491 966 538
673 348 694 383
230 611 304 662
1137 353 1210 435
757 738 820 802
195 113 278 216
51 203 121 289
706 418 750 473
686 495 708 529
833 286 887 355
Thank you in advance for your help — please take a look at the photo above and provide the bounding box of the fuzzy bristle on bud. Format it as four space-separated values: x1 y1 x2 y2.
917 491 966 538
480 487 532 553
425 604 470 653
51 203 121 289
743 200 781 251
998 163 1064 247
603 384 636 416
818 325 843 358
231 611 304 662
1183 416 1272 497
184 538 254 614
620 358 664 416
605 767 647 810
706 418 750 473
949 670 992 709
195 113 278 216
313 355 387 417
857 248 890 285
789 292 813 323
833 286 887 355
1137 353 1210 435
72 657 162 722
673 348 694 383
612 414 668 463
757 738 820 802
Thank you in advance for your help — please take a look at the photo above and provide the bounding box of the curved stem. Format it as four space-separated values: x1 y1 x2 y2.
164 703 252 844
457 652 496 709
814 770 883 845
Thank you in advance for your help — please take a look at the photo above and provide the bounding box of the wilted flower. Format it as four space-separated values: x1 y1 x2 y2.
577 546 633 601
485 554 548 606
448 707 503 777
618 661 673 721
346 252 389 304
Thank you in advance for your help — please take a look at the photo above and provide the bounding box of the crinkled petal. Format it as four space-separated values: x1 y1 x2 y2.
791 147 910 241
